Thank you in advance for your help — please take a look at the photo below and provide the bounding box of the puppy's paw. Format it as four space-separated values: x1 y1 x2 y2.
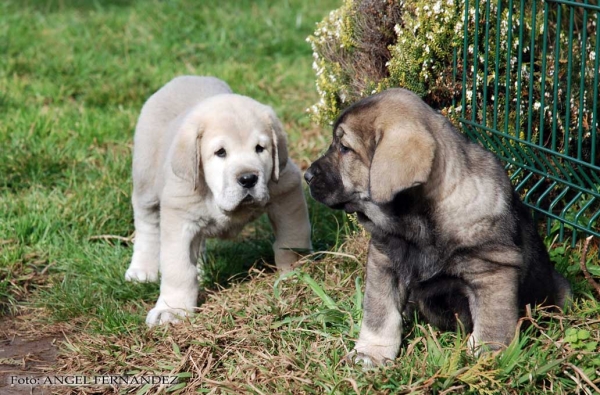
145 295 195 327
467 334 505 357
125 266 159 283
145 307 188 327
345 349 393 369
274 249 300 273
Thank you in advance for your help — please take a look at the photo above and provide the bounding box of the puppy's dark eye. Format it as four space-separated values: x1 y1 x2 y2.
215 148 227 158
255 145 264 153
339 143 351 154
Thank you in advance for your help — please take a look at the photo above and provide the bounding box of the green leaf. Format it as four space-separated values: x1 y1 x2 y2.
299 273 338 310
136 383 153 395
498 333 527 374
517 359 564 385
577 330 591 340
565 334 578 343
586 265 600 276
172 342 181 357
273 270 299 300
353 276 363 312
584 342 598 352
316 308 347 325
565 328 578 337
583 369 597 380
270 315 308 329
166 382 187 392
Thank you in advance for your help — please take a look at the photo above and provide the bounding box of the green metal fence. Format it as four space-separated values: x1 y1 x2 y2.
453 0 600 244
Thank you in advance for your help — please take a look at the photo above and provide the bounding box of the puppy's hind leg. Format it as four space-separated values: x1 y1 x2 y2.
465 266 519 353
126 196 160 283
191 236 206 281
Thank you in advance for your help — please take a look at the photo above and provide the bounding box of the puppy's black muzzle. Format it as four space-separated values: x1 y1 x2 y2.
304 157 349 209
304 160 325 201
303 166 319 185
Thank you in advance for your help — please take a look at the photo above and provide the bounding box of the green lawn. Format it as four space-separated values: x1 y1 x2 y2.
1 0 599 394
0 0 341 325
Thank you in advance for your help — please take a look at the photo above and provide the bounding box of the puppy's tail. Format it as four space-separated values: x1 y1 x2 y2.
552 270 572 311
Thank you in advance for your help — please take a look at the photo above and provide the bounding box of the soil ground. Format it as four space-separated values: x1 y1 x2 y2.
0 317 63 395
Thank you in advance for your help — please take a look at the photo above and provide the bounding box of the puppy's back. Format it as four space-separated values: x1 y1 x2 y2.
428 102 572 310
140 76 232 125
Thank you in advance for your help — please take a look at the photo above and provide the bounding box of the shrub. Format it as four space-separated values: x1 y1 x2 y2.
307 0 465 124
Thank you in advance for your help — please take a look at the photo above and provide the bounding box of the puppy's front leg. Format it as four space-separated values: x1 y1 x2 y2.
146 207 200 326
350 242 406 368
267 163 312 272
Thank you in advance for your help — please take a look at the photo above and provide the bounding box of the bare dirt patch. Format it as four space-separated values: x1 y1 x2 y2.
0 315 65 394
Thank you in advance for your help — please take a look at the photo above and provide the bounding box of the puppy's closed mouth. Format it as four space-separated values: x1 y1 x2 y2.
343 203 360 214
330 194 364 213
222 195 256 214
330 201 360 214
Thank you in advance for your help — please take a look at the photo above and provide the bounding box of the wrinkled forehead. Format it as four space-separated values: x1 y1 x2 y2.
334 122 365 149
201 108 271 152
204 113 264 136
332 109 380 158
331 91 430 147
204 95 266 127
333 94 382 134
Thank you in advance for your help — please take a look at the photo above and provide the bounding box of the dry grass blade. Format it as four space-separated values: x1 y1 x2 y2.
566 363 600 394
89 234 135 245
578 236 600 298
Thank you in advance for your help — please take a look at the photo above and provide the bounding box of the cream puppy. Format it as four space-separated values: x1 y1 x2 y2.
126 76 312 326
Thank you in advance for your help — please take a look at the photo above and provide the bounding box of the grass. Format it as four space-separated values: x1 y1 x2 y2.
0 0 599 394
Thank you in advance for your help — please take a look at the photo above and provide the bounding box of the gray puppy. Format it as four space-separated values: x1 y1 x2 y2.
304 88 571 367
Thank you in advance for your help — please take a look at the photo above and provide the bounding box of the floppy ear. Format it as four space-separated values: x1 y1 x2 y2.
264 107 288 182
369 123 436 203
169 119 207 194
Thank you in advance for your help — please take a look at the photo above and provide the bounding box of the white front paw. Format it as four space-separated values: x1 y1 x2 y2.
125 266 159 283
145 296 195 327
146 307 188 326
274 249 299 273
345 349 393 369
467 333 502 356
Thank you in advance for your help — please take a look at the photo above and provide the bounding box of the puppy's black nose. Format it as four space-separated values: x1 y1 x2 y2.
304 167 316 184
238 173 258 188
